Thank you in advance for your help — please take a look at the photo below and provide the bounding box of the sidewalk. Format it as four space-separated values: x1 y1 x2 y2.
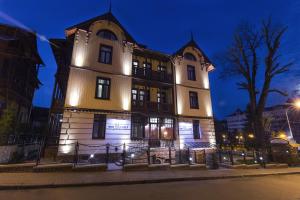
1 167 300 190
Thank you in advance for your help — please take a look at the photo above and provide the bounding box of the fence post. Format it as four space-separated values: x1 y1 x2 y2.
179 148 182 164
147 146 150 165
230 150 234 165
73 142 79 167
218 149 222 163
203 149 206 165
187 147 191 165
122 143 126 167
35 139 44 166
106 144 110 164
194 151 197 164
262 151 266 168
168 146 172 165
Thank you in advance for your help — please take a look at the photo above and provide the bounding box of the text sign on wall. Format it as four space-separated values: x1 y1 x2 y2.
106 118 130 130
179 122 193 131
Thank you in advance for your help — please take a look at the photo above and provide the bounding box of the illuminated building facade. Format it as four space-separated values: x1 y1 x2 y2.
49 11 215 154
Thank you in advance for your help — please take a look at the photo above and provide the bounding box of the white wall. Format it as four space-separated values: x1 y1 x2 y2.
58 111 133 155
178 118 215 148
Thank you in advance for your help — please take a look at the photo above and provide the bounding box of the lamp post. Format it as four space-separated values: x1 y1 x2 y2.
285 99 300 140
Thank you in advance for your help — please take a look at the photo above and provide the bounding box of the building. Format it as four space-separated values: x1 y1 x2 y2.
30 106 49 134
49 10 215 157
226 109 247 134
0 23 43 129
226 105 300 143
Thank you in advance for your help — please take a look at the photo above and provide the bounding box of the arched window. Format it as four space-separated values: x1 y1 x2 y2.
184 52 197 61
97 30 118 41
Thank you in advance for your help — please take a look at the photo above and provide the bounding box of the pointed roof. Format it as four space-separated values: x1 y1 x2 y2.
66 12 136 43
173 38 212 64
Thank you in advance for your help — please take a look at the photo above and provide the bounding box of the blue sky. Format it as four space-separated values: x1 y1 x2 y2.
0 0 299 119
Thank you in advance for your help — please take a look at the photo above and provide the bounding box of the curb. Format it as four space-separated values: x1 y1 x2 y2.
0 171 300 190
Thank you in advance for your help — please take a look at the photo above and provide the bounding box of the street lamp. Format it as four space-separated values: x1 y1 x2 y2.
285 99 300 140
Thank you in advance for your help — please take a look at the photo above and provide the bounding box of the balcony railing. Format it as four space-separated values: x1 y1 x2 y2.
132 101 173 114
132 68 173 83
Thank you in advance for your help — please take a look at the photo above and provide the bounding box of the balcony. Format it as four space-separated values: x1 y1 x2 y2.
132 101 174 114
132 68 173 84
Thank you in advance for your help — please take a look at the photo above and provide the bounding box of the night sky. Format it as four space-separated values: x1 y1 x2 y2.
0 0 299 119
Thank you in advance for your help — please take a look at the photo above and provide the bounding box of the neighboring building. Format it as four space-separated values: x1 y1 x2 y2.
264 105 300 143
0 23 43 127
30 106 49 134
48 38 72 144
49 11 215 156
226 105 300 143
226 109 247 134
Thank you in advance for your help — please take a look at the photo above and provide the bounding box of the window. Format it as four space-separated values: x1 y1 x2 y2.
187 65 196 81
92 114 106 139
184 52 197 61
193 120 201 139
131 115 145 139
96 77 111 99
157 90 167 104
97 30 118 41
132 89 138 106
189 91 199 109
139 90 145 106
132 60 139 75
143 62 152 76
158 65 167 80
161 118 174 140
158 65 166 72
99 45 113 64
132 88 147 107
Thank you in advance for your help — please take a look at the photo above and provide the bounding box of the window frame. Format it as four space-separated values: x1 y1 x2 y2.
193 120 201 139
187 65 196 81
132 60 139 75
189 91 199 109
96 29 118 41
143 62 152 76
131 115 146 140
184 52 197 61
98 44 113 65
95 77 111 100
92 114 106 139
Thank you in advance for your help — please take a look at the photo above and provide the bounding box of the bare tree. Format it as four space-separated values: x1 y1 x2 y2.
221 18 293 149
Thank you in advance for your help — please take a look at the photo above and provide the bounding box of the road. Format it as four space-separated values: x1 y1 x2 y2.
1 174 300 200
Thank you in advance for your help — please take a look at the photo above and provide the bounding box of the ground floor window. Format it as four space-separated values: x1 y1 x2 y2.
193 120 201 139
131 116 175 140
131 115 146 139
92 114 106 139
160 118 174 140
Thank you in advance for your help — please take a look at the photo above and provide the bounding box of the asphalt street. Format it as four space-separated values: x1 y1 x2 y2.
1 174 300 200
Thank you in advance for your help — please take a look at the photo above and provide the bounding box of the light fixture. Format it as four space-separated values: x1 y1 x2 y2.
294 99 300 109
